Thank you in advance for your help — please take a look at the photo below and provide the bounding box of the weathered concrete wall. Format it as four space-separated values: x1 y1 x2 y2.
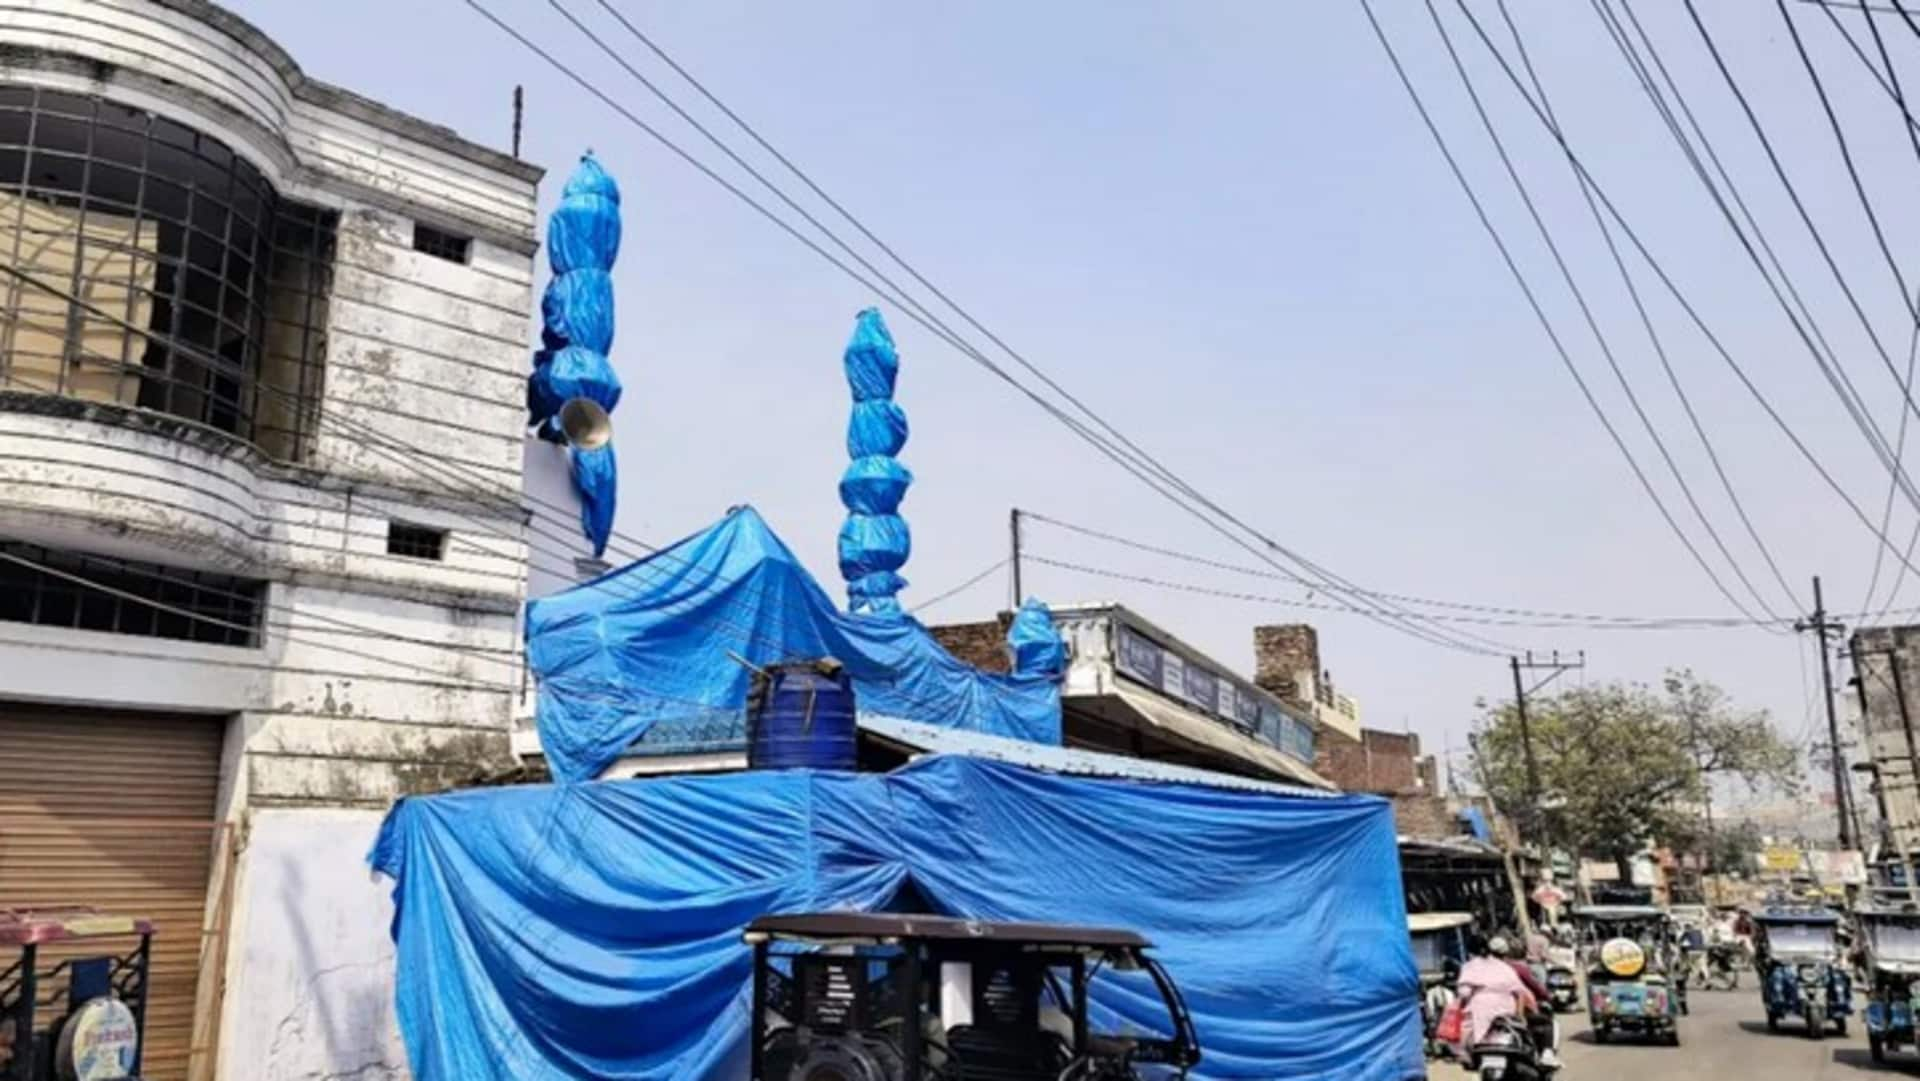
0 0 540 251
0 6 547 1079
218 809 405 1081
1853 626 1920 855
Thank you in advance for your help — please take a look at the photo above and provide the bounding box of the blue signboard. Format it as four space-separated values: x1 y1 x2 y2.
1183 663 1219 715
1232 686 1261 731
1115 625 1163 687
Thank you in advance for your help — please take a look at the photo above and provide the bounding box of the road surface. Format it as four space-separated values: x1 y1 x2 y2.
1432 982 1897 1079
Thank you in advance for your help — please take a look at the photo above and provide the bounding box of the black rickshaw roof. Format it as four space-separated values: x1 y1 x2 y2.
744 912 1152 949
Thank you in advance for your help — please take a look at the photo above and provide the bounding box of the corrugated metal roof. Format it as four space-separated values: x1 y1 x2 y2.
857 714 1342 799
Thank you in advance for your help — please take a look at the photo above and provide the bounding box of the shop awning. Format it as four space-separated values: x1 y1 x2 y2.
1085 685 1333 789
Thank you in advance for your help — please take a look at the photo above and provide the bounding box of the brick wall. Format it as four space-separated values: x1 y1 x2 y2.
1314 726 1427 795
929 616 1013 674
1394 795 1456 839
1253 624 1319 711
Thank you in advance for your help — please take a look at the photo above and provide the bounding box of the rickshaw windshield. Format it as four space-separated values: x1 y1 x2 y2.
1410 933 1447 974
1869 920 1920 963
1766 923 1835 955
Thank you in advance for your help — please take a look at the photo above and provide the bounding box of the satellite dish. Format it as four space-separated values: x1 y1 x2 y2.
558 397 612 449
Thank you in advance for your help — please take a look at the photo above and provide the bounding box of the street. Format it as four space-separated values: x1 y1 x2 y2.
1433 984 1910 1080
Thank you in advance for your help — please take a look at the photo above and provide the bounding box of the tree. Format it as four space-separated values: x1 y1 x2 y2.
1471 672 1797 879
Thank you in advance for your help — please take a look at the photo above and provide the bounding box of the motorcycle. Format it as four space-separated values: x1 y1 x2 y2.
1542 959 1580 1013
1472 1014 1557 1081
1707 941 1746 991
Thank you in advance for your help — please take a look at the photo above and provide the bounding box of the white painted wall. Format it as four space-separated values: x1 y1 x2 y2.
218 810 406 1081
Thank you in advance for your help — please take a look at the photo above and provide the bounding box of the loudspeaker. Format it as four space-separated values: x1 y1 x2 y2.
558 397 612 449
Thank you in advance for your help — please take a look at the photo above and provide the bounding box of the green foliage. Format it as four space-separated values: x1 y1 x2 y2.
1471 669 1797 865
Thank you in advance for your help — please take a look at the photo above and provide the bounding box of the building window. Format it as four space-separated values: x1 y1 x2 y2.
387 521 448 561
0 540 264 646
411 223 471 264
0 86 336 459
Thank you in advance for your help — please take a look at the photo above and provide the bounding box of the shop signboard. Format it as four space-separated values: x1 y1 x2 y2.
1161 651 1188 703
1183 664 1219 715
1112 617 1315 763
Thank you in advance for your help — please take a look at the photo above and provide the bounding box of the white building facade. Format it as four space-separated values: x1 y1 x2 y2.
0 3 570 1078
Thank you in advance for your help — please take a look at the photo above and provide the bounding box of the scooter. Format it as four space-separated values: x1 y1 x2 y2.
1472 1014 1558 1080
1541 952 1581 1013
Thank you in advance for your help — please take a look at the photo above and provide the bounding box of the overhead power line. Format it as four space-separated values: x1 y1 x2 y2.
1428 1 1920 587
1364 0 1786 628
1678 0 1920 514
1022 509 1920 627
1494 0 1801 614
909 559 1009 616
464 0 1520 657
1024 552 1793 631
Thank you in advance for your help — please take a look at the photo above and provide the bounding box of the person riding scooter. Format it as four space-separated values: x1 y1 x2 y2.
1499 937 1563 1067
1454 936 1561 1071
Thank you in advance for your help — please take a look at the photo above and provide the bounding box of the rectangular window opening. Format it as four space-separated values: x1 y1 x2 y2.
411 222 471 264
387 521 448 561
0 540 264 646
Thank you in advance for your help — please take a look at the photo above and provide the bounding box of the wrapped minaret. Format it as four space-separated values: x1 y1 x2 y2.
527 153 622 557
837 309 912 615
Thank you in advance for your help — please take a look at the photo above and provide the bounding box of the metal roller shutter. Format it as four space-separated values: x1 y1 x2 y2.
0 706 223 1081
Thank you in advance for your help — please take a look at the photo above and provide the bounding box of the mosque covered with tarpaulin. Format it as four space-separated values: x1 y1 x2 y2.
369 161 1424 1081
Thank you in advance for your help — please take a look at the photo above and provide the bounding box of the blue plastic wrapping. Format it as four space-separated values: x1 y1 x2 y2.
837 456 912 515
547 153 623 274
838 309 911 614
847 400 909 457
1007 598 1067 679
527 153 625 556
569 442 617 560
525 506 1060 781
531 344 622 415
541 269 616 353
370 755 1422 1081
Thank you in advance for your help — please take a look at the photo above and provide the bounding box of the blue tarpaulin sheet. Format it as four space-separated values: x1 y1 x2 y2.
525 506 1061 781
370 756 1421 1080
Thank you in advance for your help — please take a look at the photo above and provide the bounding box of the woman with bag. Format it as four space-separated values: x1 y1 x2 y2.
1445 936 1537 1059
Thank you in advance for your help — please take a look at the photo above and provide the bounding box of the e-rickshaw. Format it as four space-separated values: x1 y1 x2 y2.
1407 912 1472 1057
0 908 153 1081
1571 904 1681 1045
1860 905 1920 1061
1755 906 1852 1038
743 912 1201 1081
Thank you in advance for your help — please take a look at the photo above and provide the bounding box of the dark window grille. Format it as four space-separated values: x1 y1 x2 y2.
0 540 264 646
0 85 336 460
387 521 448 561
411 223 471 264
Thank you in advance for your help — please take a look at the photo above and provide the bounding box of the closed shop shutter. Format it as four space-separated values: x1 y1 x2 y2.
0 706 224 1081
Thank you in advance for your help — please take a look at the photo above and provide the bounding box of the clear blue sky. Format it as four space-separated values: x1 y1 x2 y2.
235 0 1920 791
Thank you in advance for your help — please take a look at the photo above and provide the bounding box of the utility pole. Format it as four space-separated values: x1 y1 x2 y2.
1507 652 1586 816
1797 575 1854 850
1008 508 1023 608
1503 651 1585 922
1511 656 1541 807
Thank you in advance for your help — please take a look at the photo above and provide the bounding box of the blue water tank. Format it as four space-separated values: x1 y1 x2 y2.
748 661 858 771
